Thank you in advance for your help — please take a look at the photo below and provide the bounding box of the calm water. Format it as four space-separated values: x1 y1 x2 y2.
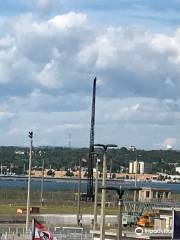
0 177 180 193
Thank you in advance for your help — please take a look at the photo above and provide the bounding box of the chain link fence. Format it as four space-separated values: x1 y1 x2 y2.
0 189 77 205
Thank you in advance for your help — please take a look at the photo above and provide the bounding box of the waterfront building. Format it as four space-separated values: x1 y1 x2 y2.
128 161 152 174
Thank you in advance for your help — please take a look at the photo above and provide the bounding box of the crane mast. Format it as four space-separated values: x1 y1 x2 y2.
87 77 96 201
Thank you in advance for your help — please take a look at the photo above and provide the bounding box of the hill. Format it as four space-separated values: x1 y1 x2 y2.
0 146 180 175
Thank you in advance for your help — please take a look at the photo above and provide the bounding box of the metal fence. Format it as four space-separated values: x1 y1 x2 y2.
54 233 93 240
0 233 93 240
0 189 77 205
0 227 93 240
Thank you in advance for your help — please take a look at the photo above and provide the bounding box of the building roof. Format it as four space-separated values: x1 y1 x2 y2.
140 187 171 192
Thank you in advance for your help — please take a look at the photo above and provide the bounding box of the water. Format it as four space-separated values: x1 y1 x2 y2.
0 177 180 193
0 177 79 191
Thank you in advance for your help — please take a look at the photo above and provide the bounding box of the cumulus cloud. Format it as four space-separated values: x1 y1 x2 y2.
37 60 60 88
1 12 180 98
0 11 180 148
49 12 87 29
78 27 180 99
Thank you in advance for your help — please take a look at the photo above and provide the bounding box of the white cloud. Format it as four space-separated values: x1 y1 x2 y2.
0 11 180 148
2 12 180 97
49 12 87 30
37 60 60 88
0 111 14 121
96 97 180 126
0 36 15 49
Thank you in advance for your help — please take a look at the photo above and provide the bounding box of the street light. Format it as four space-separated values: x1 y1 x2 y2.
129 145 138 212
129 145 138 187
94 144 118 240
93 153 101 230
100 186 142 240
25 130 33 233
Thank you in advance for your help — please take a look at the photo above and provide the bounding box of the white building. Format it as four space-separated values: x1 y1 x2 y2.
139 161 145 174
129 161 152 174
133 161 139 174
128 161 139 174
139 161 152 174
129 162 133 174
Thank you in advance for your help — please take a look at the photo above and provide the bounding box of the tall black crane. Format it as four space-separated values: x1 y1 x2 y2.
87 77 96 201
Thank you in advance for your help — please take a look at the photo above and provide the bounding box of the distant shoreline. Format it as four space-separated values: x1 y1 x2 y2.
0 176 180 192
0 175 178 184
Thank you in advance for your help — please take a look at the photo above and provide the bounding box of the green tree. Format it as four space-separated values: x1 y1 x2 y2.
47 169 55 177
65 170 74 177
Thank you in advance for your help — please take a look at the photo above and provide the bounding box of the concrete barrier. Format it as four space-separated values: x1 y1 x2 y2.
33 214 117 226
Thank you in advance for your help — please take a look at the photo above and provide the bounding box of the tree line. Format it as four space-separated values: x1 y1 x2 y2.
0 146 180 175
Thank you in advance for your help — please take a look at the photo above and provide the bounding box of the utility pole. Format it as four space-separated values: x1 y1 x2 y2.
100 186 141 240
25 131 33 233
77 156 82 226
94 144 117 240
117 198 123 240
134 147 138 212
100 147 107 240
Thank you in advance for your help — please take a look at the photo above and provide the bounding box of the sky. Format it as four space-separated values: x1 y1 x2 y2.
0 0 180 149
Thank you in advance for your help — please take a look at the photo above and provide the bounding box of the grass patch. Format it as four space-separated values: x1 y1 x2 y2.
0 202 118 215
0 188 120 215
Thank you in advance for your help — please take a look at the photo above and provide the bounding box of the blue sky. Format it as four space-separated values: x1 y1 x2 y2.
0 0 180 149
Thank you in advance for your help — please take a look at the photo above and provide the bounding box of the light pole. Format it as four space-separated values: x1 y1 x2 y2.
129 146 138 187
25 131 33 233
94 144 118 240
129 145 138 212
100 186 142 240
93 155 101 230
